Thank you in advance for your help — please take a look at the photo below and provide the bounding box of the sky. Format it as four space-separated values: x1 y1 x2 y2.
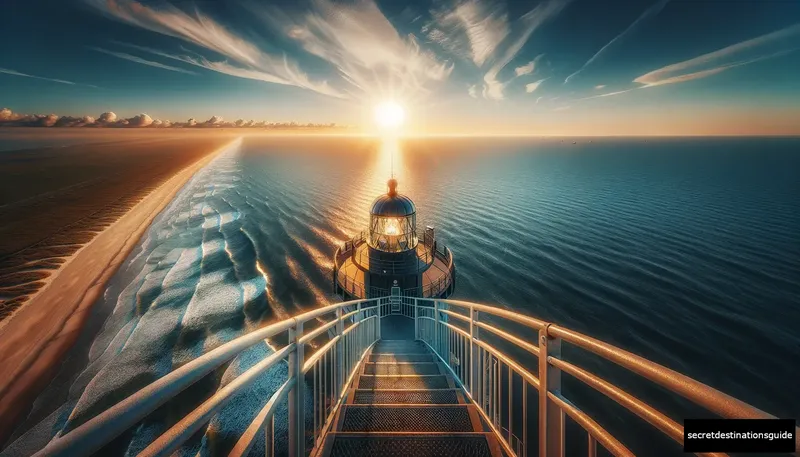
1 0 799 135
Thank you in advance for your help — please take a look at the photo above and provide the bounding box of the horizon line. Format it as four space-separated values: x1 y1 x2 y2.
2 127 799 138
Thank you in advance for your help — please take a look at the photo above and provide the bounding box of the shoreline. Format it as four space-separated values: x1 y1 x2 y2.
0 137 240 447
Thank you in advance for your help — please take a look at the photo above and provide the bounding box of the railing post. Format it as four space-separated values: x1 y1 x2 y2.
356 302 362 352
538 324 563 457
470 306 477 399
288 321 305 457
265 416 274 457
414 298 419 340
434 300 440 354
376 299 382 340
335 307 344 400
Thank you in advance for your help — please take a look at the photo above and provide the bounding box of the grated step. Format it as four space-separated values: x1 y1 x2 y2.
358 375 450 389
374 340 426 347
326 434 495 457
369 354 434 363
371 347 430 354
340 405 475 432
364 362 440 375
372 340 429 354
352 389 461 405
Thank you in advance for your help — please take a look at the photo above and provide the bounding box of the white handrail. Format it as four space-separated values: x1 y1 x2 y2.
417 298 799 457
35 298 378 457
30 296 796 457
34 318 297 457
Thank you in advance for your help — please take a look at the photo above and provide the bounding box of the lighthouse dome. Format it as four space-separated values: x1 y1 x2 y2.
370 178 416 217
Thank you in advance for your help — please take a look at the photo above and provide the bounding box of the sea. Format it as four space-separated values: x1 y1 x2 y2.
3 136 799 457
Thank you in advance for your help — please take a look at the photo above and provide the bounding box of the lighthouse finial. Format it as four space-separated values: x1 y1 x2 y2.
387 178 398 197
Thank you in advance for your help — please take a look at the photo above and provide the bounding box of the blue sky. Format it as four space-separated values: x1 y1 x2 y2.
1 0 799 134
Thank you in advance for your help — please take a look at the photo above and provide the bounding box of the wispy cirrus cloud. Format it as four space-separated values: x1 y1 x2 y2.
430 0 509 67
256 0 453 104
525 78 547 93
88 47 197 75
515 54 544 76
84 0 345 98
634 22 800 87
574 22 800 104
515 61 535 76
578 88 637 101
116 42 337 92
85 0 565 104
428 0 567 100
0 68 92 87
482 0 571 100
425 27 470 61
565 0 669 84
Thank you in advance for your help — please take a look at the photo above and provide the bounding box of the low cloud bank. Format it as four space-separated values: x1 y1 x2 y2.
0 108 346 129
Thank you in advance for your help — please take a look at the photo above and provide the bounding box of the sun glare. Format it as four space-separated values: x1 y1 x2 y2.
374 101 405 130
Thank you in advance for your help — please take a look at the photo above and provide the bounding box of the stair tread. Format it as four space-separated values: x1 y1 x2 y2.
370 348 431 354
339 405 476 433
371 340 430 354
351 389 462 404
358 374 451 389
364 362 440 375
325 433 495 457
369 354 435 362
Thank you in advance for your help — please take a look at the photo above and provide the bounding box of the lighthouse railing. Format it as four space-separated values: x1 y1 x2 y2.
420 247 456 298
334 232 455 298
413 298 798 457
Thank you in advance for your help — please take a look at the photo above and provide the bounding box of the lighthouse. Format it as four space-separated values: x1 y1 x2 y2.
333 178 456 300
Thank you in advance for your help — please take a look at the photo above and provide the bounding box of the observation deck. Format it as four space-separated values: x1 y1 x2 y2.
35 297 800 457
333 230 455 299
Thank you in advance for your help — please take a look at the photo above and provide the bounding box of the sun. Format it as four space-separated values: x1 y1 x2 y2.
373 101 405 130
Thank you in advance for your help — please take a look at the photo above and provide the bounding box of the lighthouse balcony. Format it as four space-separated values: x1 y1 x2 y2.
333 230 455 300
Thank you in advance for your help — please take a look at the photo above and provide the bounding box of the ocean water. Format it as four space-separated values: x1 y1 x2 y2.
4 136 799 456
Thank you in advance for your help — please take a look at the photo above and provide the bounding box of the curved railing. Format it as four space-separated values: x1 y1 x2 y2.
414 298 800 457
31 297 798 457
34 298 384 457
420 246 455 298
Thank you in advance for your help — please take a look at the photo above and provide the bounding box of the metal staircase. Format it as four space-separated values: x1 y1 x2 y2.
320 339 502 456
32 297 800 457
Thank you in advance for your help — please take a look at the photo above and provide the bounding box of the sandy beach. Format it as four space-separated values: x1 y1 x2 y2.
0 134 240 446
0 132 239 321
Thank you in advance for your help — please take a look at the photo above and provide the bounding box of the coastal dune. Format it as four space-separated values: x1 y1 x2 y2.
0 135 241 446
